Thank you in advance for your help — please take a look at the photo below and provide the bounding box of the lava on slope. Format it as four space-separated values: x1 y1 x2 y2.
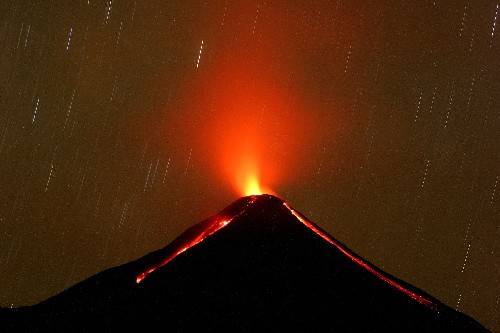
282 201 436 309
137 195 435 309
136 196 257 283
2 194 489 332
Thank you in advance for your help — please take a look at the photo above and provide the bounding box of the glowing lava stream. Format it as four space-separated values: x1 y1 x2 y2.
135 216 232 284
135 197 258 284
282 202 437 310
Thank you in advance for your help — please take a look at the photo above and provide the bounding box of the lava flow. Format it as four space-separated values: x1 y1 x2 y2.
282 201 436 310
135 214 234 284
135 193 435 311
136 196 258 284
136 173 267 284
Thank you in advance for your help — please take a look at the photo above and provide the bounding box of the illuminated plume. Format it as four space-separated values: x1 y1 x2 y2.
244 174 263 196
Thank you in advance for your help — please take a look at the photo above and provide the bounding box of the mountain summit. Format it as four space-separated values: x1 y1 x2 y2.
2 194 489 332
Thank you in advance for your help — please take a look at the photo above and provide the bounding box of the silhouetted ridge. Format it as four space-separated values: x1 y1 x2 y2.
3 194 489 332
136 194 434 308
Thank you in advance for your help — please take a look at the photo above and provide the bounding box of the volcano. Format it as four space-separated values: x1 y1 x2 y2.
1 194 489 332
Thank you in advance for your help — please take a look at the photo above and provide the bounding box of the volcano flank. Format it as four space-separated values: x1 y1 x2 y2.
1 195 489 332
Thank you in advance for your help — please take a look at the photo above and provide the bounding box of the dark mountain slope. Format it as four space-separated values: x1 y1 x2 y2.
2 194 489 332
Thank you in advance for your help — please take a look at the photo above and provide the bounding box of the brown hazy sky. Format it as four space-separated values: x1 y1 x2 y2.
0 1 499 330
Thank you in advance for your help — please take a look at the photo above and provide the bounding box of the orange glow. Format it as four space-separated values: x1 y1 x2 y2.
244 174 262 196
170 55 321 197
161 3 336 198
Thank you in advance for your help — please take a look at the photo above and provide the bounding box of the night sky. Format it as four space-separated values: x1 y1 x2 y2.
0 1 499 331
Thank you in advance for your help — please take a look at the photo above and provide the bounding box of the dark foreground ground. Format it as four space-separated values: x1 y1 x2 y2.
0 194 490 332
